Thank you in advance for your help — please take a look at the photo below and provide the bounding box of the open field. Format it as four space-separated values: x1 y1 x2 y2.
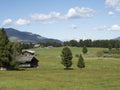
0 47 120 90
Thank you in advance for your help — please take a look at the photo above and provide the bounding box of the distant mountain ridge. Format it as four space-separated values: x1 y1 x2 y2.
5 28 62 43
114 37 120 40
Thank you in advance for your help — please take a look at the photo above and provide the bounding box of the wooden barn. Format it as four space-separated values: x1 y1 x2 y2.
15 56 39 68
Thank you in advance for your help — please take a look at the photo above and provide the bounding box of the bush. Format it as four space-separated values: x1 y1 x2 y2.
77 54 85 68
82 46 88 54
96 51 104 57
75 54 79 58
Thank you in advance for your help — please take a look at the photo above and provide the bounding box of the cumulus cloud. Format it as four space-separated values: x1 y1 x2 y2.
70 24 78 29
94 24 120 31
31 12 60 20
111 24 120 30
1 18 12 26
15 18 30 26
65 7 95 19
108 11 115 16
105 0 120 11
31 7 95 21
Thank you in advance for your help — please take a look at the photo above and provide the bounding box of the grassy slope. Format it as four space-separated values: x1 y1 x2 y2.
0 47 120 90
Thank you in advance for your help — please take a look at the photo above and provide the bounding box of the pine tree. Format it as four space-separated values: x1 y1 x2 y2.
61 46 73 70
77 54 85 68
82 46 88 54
0 28 14 70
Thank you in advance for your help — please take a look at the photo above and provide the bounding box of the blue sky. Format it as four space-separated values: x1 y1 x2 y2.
1 0 120 41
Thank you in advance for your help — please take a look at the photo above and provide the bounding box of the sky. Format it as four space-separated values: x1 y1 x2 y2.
0 0 120 41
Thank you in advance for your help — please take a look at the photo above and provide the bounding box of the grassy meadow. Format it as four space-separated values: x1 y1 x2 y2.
0 47 120 90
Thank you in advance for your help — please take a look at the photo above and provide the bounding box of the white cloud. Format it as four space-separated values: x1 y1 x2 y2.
65 7 95 19
31 12 60 21
94 24 120 31
40 20 57 25
108 11 115 16
15 18 30 26
31 7 95 21
50 12 61 18
111 24 120 30
31 14 50 20
1 18 12 26
105 0 120 11
70 24 78 29
93 25 108 30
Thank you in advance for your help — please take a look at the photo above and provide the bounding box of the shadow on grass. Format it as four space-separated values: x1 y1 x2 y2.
7 68 26 71
64 68 74 70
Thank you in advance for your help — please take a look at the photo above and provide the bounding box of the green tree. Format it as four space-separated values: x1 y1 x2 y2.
82 46 88 54
61 46 73 69
0 28 14 69
12 41 22 56
108 43 112 51
79 39 84 47
77 54 85 68
84 39 92 47
69 40 79 47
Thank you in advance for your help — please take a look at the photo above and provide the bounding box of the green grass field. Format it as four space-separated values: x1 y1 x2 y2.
0 47 120 90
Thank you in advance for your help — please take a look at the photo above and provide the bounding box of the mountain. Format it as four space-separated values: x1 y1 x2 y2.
114 37 120 40
5 28 62 43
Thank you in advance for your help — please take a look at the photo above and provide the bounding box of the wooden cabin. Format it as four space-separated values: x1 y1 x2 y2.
15 56 39 68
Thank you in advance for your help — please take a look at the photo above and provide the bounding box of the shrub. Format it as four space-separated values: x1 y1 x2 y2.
82 46 88 54
77 54 85 68
96 51 104 57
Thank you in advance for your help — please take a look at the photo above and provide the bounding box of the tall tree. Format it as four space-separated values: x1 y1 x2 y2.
77 54 85 68
61 46 73 69
12 41 22 56
0 28 14 69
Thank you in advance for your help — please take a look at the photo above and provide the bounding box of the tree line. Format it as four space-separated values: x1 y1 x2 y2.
35 39 120 49
6 38 120 49
64 39 120 49
36 39 120 49
39 42 62 47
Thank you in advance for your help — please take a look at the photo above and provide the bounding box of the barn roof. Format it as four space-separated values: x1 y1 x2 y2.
15 56 36 63
22 50 35 54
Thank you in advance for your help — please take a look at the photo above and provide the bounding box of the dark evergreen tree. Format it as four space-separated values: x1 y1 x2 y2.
0 28 14 69
12 41 22 56
61 46 73 69
82 46 88 54
77 54 85 68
